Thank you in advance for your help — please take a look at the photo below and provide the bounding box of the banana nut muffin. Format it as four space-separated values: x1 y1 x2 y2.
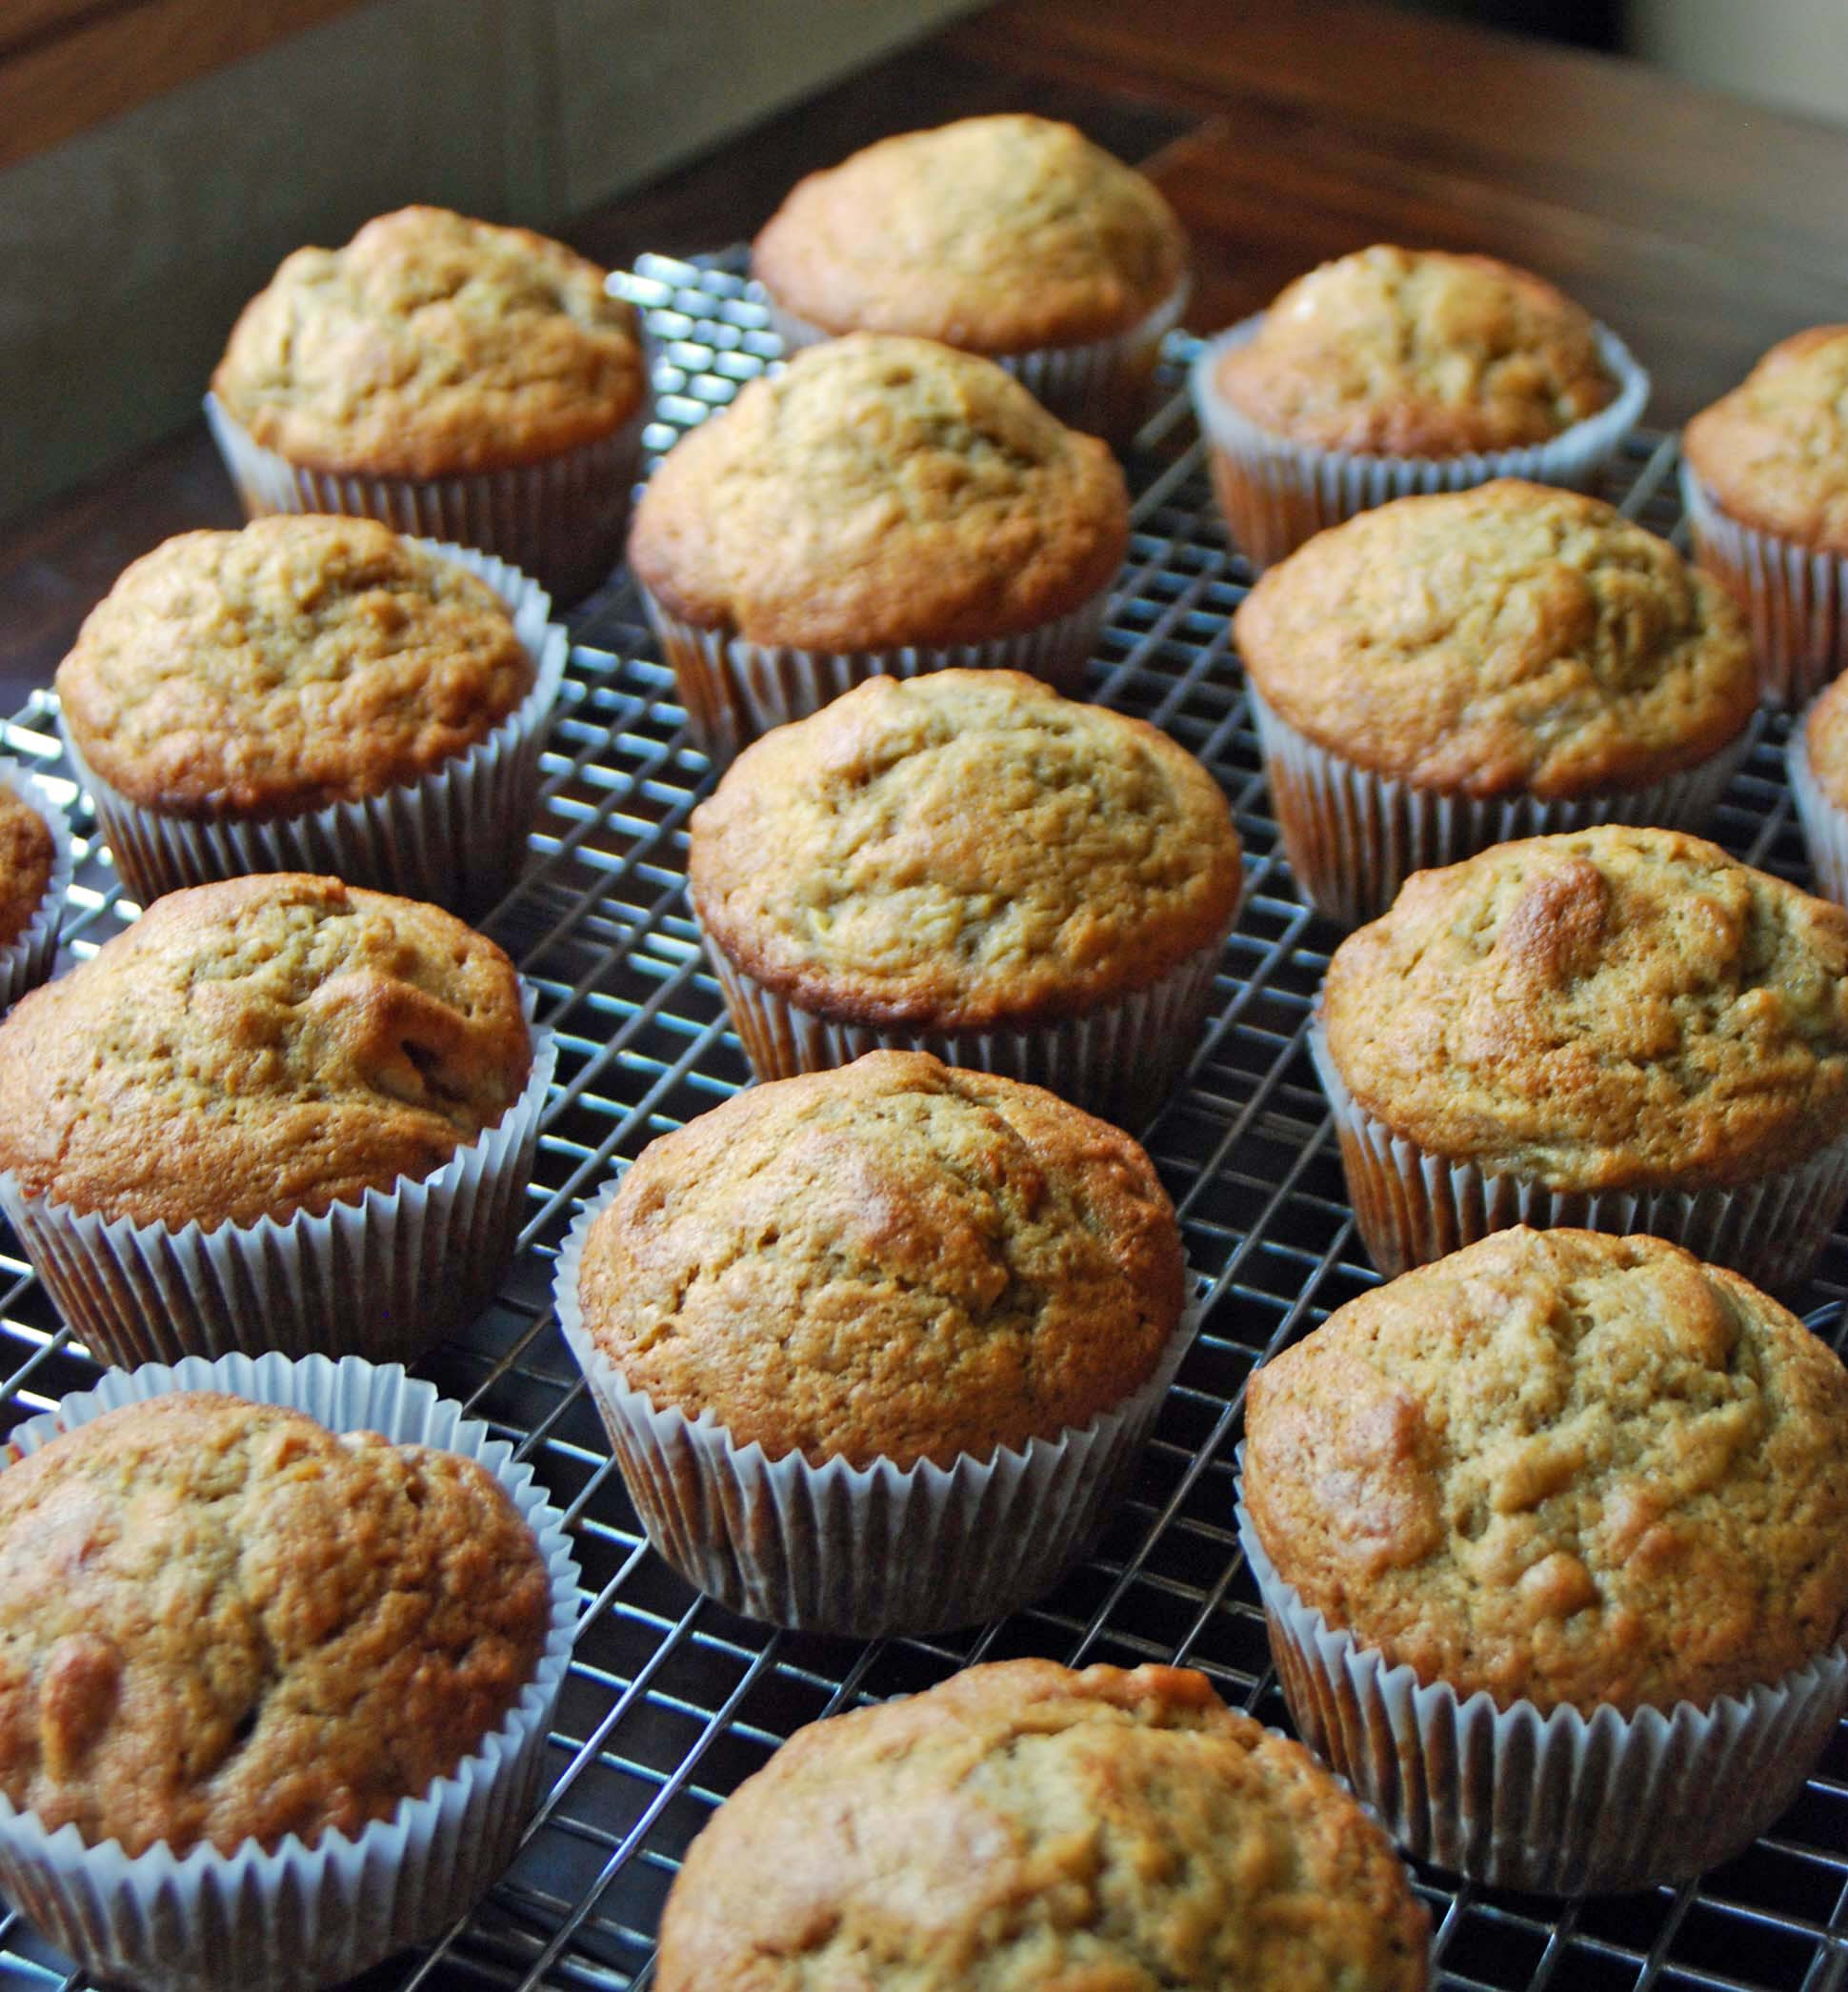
211 206 645 478
0 783 57 952
57 516 534 820
656 1659 1430 1991
1215 247 1618 456
0 1391 549 1857
0 873 532 1230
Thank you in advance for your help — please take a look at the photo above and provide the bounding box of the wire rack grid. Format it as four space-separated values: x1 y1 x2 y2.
0 252 1844 1992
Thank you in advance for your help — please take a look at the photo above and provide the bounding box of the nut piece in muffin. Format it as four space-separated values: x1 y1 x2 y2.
656 1659 1429 1992
0 872 532 1231
57 516 534 822
1233 480 1756 922
0 782 57 953
0 1391 549 1858
687 669 1240 1120
577 1050 1184 1469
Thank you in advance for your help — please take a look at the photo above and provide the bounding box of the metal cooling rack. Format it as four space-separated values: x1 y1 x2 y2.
0 251 1844 1992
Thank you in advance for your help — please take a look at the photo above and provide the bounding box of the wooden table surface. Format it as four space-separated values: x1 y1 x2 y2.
5 0 1846 708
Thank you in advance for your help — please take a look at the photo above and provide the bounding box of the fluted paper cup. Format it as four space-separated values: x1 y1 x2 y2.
0 1351 579 1992
642 584 1106 768
1192 317 1650 569
1791 707 1848 906
1310 1019 1848 1291
1682 465 1848 708
0 757 73 1011
1252 687 1754 927
1235 1477 1848 1894
0 989 555 1367
765 278 1192 443
206 390 648 604
63 539 569 914
556 1185 1205 1637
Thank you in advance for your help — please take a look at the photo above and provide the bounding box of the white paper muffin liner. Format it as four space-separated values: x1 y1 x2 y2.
1310 1018 1848 1290
0 988 556 1368
556 1182 1205 1637
0 757 73 1011
205 389 648 604
699 916 1230 1135
765 277 1192 441
0 1350 580 1992
61 537 570 914
1191 316 1650 569
1251 686 1755 927
1234 1475 1848 1893
641 583 1106 768
1681 464 1848 708
1790 706 1848 906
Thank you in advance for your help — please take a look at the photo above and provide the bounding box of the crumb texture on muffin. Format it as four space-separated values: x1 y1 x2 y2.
1234 481 1755 795
578 1052 1186 1467
689 671 1240 1029
0 1392 550 1857
1320 826 1848 1189
1215 246 1617 455
0 784 56 952
211 205 645 476
753 114 1187 352
628 335 1127 650
1246 1227 1848 1714
57 517 535 817
0 873 532 1228
655 1658 1429 1991
1683 327 1848 555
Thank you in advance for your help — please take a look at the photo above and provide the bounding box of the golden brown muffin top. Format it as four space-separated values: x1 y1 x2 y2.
56 517 534 819
1246 1228 1848 1715
656 1659 1430 1992
0 874 532 1229
1321 827 1848 1191
0 1392 550 1857
1235 482 1756 797
211 206 645 477
1215 247 1619 455
1803 670 1848 810
577 1053 1185 1469
628 334 1128 650
0 784 57 954
689 672 1241 1031
753 115 1188 353
1683 327 1848 556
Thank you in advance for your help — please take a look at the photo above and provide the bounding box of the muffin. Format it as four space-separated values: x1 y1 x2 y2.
687 669 1240 1126
0 1357 577 1992
1681 327 1848 704
0 872 554 1365
629 334 1128 760
657 1660 1430 1990
56 515 566 909
1240 1226 1848 1891
1792 669 1848 903
0 761 71 1012
1234 480 1758 923
1191 246 1648 567
555 1051 1194 1635
753 114 1190 439
208 205 649 601
1314 825 1848 1286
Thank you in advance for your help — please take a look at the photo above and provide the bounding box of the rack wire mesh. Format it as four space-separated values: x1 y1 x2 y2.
1 252 1845 1992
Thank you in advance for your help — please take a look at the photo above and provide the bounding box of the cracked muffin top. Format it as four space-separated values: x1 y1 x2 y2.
1234 482 1755 796
0 1391 549 1857
0 873 532 1229
628 334 1127 650
656 1659 1430 1992
753 115 1188 353
1214 247 1619 456
1682 327 1848 555
688 671 1241 1031
211 206 645 477
1319 826 1848 1191
56 517 534 819
1245 1228 1848 1715
0 782 57 953
575 1053 1185 1467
